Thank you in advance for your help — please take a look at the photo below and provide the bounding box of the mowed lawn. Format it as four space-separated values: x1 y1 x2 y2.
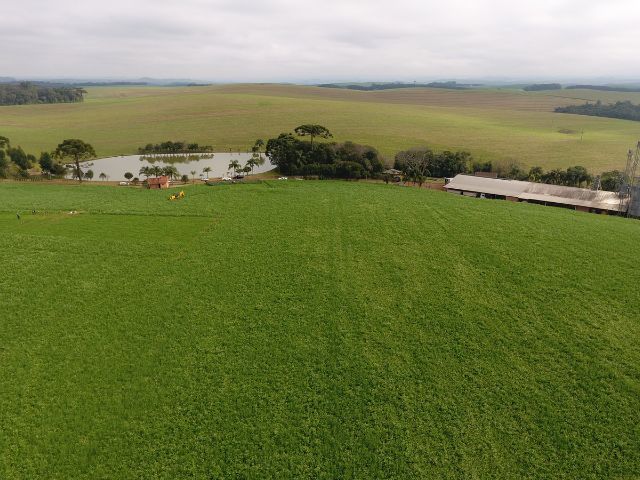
1 181 639 478
2 84 640 172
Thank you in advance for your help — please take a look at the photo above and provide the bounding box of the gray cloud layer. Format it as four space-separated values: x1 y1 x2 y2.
2 0 639 81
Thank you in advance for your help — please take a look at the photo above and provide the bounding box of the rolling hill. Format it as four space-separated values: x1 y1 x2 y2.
1 84 640 173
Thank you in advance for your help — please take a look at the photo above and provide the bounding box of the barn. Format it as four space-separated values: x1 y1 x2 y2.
444 174 627 214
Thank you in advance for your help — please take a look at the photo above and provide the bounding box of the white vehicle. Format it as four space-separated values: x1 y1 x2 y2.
278 176 288 180
119 181 129 186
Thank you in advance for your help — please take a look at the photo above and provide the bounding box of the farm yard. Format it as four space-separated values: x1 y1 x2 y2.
1 180 639 478
2 84 640 173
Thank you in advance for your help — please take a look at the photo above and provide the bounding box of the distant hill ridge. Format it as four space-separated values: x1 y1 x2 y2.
317 81 481 91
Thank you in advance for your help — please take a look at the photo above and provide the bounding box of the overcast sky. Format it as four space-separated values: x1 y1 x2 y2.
3 0 640 82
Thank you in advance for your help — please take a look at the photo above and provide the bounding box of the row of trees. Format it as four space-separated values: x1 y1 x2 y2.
565 85 640 93
79 170 109 181
476 161 625 191
0 136 38 177
137 141 213 154
140 153 214 163
139 165 180 179
0 129 628 192
227 140 266 176
555 100 640 122
504 164 594 187
392 147 626 192
318 81 474 91
0 136 96 180
523 83 562 91
0 82 85 105
393 147 472 184
136 140 267 181
266 125 383 179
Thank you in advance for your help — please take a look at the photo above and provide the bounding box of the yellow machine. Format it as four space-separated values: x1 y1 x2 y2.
168 191 186 201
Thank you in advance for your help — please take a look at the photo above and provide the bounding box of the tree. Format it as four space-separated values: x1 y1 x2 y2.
294 124 332 149
541 168 564 185
228 159 241 175
245 157 256 175
54 139 96 182
528 166 544 182
0 138 9 178
8 146 31 171
252 138 265 153
39 152 54 173
190 170 196 183
472 160 492 173
600 170 625 192
506 163 527 180
202 166 212 178
565 165 591 187
84 169 94 180
124 172 134 181
248 140 266 174
162 165 179 180
150 165 163 178
181 174 189 183
395 149 430 184
395 147 471 181
139 166 151 178
265 133 304 174
99 172 108 181
0 150 8 178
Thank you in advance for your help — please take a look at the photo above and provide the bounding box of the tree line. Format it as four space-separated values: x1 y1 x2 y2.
0 128 627 192
0 82 85 105
523 83 562 91
265 125 384 179
522 84 640 93
555 100 640 122
317 81 476 91
474 160 625 191
0 136 96 180
137 141 213 154
392 147 626 192
393 148 472 185
565 85 640 93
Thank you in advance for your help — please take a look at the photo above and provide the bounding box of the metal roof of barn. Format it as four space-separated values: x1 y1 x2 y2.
445 175 529 197
445 174 626 212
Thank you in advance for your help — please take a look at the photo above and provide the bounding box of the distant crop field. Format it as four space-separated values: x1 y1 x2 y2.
1 84 640 173
1 180 639 478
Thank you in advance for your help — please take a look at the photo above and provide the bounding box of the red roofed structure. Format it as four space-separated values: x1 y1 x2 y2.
147 176 170 189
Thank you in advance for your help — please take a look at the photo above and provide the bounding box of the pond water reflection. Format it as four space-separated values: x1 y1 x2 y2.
70 152 272 180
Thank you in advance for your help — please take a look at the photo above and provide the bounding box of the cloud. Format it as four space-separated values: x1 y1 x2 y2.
2 0 640 81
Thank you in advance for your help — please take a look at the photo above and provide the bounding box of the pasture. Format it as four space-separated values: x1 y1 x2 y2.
2 84 640 173
1 180 639 478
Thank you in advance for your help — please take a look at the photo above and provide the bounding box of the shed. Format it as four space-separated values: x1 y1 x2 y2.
147 176 170 189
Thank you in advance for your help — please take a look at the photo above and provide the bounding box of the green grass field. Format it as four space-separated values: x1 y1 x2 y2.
2 84 640 173
1 180 639 478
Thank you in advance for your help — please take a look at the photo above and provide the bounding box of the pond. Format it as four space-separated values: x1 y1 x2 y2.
69 152 273 181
